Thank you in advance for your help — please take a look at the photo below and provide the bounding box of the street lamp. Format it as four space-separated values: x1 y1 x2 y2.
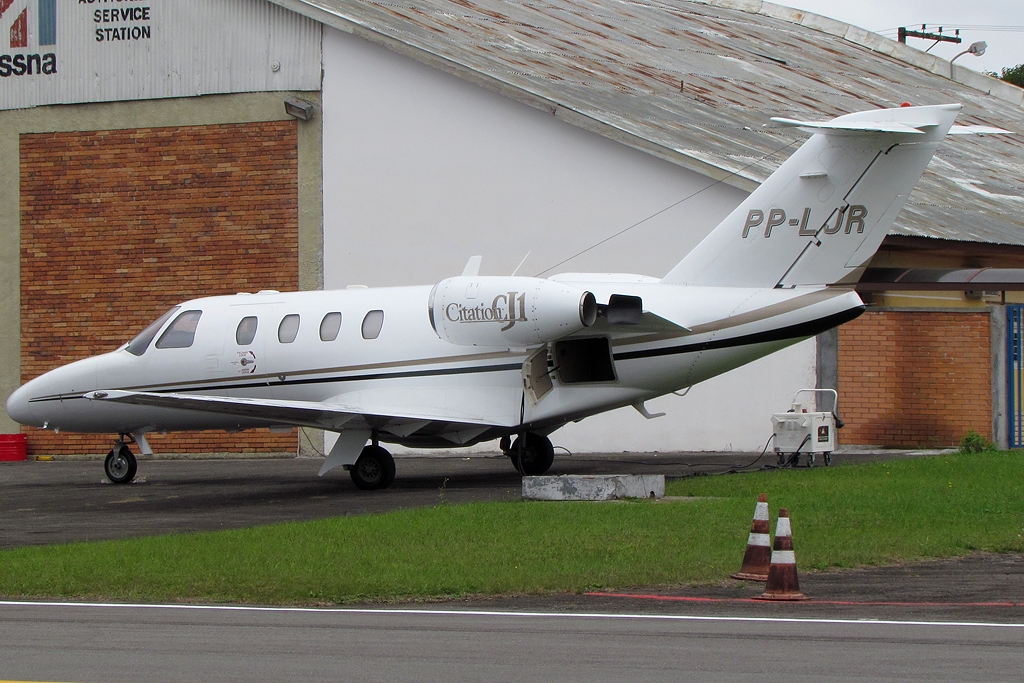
950 41 987 77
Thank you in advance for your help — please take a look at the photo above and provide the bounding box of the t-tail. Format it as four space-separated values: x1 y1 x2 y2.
662 104 962 288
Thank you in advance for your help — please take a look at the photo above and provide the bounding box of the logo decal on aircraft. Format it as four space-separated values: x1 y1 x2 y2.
741 205 868 238
445 292 528 332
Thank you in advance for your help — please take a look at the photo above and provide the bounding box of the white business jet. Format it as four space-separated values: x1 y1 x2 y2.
7 104 977 488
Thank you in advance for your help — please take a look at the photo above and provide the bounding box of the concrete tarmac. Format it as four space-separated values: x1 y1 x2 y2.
0 449 941 548
1 601 1021 682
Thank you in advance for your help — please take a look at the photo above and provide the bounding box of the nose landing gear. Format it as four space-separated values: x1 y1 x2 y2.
104 435 138 484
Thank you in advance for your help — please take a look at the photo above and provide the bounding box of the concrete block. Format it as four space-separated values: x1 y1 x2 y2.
522 474 665 501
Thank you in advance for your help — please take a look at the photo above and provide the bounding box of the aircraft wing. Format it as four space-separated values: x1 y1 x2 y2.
84 388 520 431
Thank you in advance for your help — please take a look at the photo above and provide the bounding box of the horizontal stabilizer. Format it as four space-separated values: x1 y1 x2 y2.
948 125 1013 135
770 117 933 135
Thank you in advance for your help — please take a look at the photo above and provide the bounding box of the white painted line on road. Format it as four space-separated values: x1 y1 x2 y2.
2 600 1023 629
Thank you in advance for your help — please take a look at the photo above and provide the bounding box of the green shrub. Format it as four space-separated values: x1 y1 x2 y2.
959 430 994 453
1000 64 1024 88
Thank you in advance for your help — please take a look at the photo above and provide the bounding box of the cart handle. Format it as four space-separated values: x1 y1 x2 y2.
793 388 839 414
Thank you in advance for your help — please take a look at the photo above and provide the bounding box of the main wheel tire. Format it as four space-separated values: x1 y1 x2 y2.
510 433 555 476
104 445 137 484
350 445 396 490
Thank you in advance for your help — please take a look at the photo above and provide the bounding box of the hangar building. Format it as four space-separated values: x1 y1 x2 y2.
1 0 1023 457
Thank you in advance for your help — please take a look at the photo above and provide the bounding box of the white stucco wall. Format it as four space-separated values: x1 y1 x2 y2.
321 26 818 453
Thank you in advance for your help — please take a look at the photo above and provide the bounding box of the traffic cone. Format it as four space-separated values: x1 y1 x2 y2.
754 508 809 601
732 493 771 581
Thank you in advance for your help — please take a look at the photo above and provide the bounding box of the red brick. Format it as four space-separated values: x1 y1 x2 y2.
20 122 300 455
838 310 991 448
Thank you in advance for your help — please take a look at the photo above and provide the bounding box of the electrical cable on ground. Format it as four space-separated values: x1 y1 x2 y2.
301 428 326 458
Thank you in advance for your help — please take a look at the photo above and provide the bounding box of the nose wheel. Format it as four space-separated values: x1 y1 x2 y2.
104 442 138 484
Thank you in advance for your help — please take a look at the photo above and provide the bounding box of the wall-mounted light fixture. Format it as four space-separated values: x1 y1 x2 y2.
284 97 315 121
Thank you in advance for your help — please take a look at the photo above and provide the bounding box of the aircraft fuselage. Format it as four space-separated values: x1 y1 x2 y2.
8 278 863 449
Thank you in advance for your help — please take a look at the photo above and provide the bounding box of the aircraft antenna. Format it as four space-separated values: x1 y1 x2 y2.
511 251 531 276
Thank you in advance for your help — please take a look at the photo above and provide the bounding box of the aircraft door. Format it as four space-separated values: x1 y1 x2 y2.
229 310 265 380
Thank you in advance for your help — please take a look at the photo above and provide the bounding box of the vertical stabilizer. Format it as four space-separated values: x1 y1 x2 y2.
661 104 961 287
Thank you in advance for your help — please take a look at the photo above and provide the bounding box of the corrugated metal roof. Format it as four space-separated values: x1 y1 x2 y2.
271 0 1024 246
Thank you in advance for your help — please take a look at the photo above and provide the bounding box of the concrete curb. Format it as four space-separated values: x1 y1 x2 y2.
523 474 665 501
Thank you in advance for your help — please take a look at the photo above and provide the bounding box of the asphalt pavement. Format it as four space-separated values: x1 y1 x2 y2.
1 600 1022 683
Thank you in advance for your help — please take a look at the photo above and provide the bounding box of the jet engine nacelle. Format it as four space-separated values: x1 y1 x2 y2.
429 276 597 347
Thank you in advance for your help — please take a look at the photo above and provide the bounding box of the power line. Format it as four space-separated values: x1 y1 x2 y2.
877 25 1024 34
533 137 800 277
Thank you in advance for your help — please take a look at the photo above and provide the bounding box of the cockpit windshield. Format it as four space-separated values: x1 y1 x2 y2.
125 306 180 357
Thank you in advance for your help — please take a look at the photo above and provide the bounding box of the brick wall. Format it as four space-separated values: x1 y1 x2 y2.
838 310 991 447
20 121 300 455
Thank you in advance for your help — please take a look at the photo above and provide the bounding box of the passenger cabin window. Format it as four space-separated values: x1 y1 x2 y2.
126 306 180 356
278 314 300 344
361 310 384 340
155 310 203 349
320 312 342 341
236 316 258 345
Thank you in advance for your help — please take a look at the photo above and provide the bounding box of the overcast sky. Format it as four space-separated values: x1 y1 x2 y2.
780 0 1023 75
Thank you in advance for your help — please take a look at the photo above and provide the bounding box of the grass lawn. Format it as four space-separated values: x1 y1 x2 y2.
0 451 1021 604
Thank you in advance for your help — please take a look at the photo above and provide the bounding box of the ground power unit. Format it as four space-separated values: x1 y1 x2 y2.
772 389 840 467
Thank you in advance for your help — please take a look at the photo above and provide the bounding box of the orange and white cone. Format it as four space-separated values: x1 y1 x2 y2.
732 493 771 581
755 508 809 601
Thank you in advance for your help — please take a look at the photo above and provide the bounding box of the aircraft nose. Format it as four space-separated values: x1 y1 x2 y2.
5 381 39 427
5 357 100 429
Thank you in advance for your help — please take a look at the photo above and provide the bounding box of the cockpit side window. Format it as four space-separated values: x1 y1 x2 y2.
155 310 203 349
236 316 258 345
126 306 181 356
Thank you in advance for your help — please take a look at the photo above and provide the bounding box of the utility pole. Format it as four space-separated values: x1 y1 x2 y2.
898 25 962 49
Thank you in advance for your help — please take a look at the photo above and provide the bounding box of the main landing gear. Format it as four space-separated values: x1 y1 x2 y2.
104 436 138 484
502 432 555 476
349 444 396 490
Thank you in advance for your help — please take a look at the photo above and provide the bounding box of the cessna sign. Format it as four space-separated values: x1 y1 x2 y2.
0 0 56 77
0 0 320 110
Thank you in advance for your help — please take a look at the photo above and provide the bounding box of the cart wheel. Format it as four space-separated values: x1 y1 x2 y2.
824 452 832 467
808 453 815 468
